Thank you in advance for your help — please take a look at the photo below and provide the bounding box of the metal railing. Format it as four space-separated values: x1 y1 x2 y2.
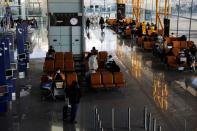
144 107 163 131
94 106 164 131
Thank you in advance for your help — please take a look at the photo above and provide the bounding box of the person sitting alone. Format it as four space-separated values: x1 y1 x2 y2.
170 32 176 37
106 55 114 63
54 68 65 81
186 51 196 71
105 56 120 72
91 47 98 55
190 44 197 56
107 61 120 72
46 46 55 60
48 46 55 54
105 55 114 69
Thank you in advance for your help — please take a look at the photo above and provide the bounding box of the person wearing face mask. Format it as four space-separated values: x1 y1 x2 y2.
54 68 65 80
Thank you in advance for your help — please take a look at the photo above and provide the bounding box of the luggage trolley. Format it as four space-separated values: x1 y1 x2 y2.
40 75 53 100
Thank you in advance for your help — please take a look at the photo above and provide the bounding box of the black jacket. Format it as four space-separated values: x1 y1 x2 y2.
69 86 82 104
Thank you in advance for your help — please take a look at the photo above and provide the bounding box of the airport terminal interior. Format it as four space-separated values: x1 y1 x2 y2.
0 0 197 131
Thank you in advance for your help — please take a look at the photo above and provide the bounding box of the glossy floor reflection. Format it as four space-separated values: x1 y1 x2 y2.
29 28 48 58
115 31 197 131
85 28 117 53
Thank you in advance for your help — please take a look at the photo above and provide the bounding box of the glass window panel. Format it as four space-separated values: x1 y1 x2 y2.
178 17 190 38
171 0 179 15
169 15 178 35
192 0 197 19
179 0 192 17
190 19 197 44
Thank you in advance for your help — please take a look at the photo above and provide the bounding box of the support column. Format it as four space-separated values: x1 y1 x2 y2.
156 0 159 25
117 0 126 20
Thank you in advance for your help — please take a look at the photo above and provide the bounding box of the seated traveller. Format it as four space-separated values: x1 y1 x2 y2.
186 51 196 71
107 61 120 72
170 32 176 37
31 17 38 28
106 55 114 64
46 46 55 60
158 35 163 44
146 22 150 30
48 46 55 54
91 47 98 55
179 35 187 41
54 68 65 81
105 55 114 69
189 44 197 56
152 44 163 60
177 51 186 65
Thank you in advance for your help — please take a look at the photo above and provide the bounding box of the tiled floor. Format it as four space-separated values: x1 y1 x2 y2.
0 27 197 131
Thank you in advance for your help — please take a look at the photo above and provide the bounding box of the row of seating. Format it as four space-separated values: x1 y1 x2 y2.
106 18 117 26
90 72 125 89
136 37 155 49
43 60 75 73
143 41 154 50
83 51 108 61
123 28 162 39
164 41 195 57
137 37 195 52
164 39 191 68
41 72 78 89
166 56 188 69
136 37 157 50
106 18 133 26
171 41 192 49
44 52 75 73
164 37 194 48
53 52 73 61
